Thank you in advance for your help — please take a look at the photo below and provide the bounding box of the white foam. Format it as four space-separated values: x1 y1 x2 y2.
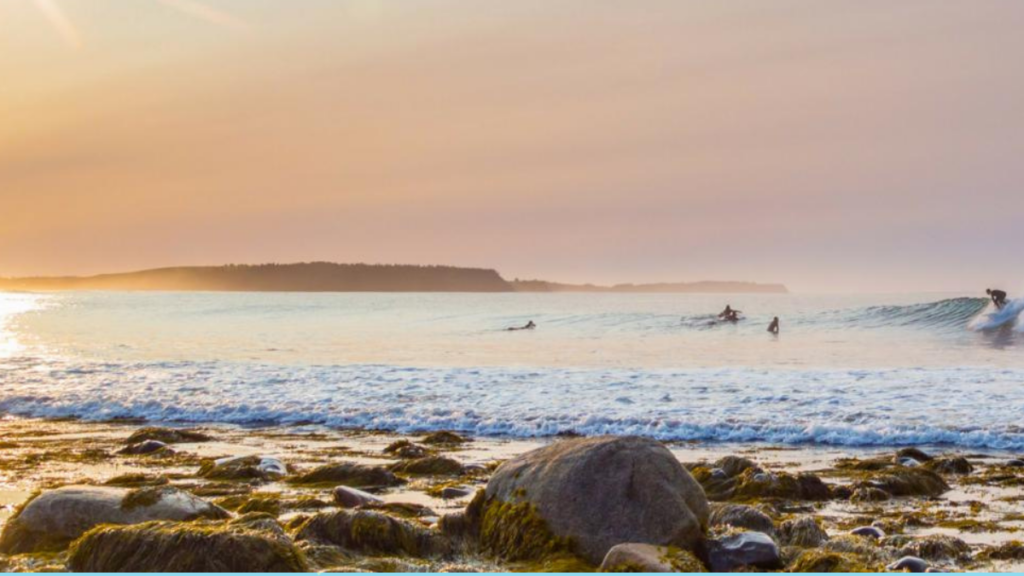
970 298 1024 331
3 357 1024 450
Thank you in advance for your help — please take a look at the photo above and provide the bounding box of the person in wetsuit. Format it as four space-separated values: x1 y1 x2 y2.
767 316 780 335
719 305 741 321
987 289 1008 309
507 320 536 331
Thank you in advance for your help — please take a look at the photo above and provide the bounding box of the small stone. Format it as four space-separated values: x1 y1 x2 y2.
850 526 885 540
440 486 472 499
851 486 891 503
600 543 706 572
125 427 213 445
710 504 775 536
461 463 488 474
779 517 829 548
925 456 973 475
714 455 758 478
332 486 383 508
421 431 468 446
1006 459 1024 468
888 556 929 573
707 531 782 572
896 448 934 462
118 440 170 455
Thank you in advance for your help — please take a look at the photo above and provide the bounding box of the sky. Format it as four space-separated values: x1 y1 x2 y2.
2 0 1023 293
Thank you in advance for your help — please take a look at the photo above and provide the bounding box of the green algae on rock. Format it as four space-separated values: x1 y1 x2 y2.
198 455 289 482
860 467 950 498
103 473 170 488
389 455 464 476
126 427 213 445
600 543 706 572
67 519 308 572
293 509 451 558
789 549 880 572
0 485 228 554
288 462 402 488
421 431 469 446
477 436 709 565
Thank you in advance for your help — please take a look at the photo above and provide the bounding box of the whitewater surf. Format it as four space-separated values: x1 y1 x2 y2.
970 298 1024 331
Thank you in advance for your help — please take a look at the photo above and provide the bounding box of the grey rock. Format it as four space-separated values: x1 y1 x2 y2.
714 455 758 478
0 485 228 554
709 504 775 536
895 448 933 462
440 486 473 500
707 531 782 572
888 556 929 573
779 517 829 548
850 526 885 540
332 486 383 508
483 435 709 564
600 543 705 572
118 440 170 455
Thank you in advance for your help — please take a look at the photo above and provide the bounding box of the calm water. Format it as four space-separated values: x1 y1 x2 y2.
1 291 1022 449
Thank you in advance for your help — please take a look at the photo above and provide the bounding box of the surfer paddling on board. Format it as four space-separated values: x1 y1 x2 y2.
718 305 741 322
507 320 536 331
987 289 1009 309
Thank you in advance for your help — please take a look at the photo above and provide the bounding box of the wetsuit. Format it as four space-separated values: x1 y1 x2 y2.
991 289 1008 309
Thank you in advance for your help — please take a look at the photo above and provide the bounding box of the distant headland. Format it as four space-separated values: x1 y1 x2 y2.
0 263 788 294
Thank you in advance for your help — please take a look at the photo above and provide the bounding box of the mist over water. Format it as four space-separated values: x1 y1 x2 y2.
0 291 1022 449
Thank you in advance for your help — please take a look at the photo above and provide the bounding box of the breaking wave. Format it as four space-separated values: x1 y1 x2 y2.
3 357 1024 450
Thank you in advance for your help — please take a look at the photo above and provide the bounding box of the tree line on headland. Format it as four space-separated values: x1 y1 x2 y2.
0 262 787 293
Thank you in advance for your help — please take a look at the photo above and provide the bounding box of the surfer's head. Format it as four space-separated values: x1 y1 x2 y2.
986 289 992 295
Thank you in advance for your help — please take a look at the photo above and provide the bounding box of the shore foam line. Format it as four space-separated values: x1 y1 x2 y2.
3 357 1024 450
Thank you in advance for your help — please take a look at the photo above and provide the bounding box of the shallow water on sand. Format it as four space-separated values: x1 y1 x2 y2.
0 291 1022 449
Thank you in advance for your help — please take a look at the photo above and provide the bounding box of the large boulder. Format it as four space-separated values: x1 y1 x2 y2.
67 519 308 572
0 486 228 554
473 436 709 564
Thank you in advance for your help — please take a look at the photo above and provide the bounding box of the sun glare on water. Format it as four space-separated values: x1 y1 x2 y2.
0 293 44 358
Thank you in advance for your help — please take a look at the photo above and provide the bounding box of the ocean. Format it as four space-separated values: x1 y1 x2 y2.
1 290 1022 450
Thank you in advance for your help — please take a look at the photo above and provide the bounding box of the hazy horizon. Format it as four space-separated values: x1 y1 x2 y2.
3 1 1024 293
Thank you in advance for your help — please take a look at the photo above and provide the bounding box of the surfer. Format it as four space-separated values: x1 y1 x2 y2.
767 316 780 335
987 288 1008 309
718 305 741 322
507 320 536 331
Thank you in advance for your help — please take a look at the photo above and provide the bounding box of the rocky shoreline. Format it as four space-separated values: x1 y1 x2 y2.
0 417 1023 572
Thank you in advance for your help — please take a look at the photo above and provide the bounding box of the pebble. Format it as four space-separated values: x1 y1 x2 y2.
887 556 929 573
440 486 472 499
333 485 383 508
850 526 885 540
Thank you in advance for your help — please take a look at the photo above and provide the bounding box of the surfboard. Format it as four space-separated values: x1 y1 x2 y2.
970 298 1024 331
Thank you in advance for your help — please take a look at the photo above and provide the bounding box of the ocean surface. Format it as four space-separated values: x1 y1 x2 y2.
1 291 1022 450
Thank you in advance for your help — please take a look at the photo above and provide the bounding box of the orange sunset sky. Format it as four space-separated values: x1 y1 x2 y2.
2 1 1023 292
